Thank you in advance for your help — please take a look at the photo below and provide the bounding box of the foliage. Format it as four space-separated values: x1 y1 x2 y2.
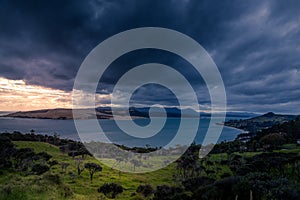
31 164 50 175
48 159 58 167
0 136 15 170
98 182 123 198
84 162 102 183
259 133 286 150
235 172 300 200
35 152 52 161
2 130 300 199
136 184 154 197
176 143 203 179
153 185 192 200
182 176 215 193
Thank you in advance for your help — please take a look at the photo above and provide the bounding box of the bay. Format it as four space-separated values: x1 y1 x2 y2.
0 117 246 148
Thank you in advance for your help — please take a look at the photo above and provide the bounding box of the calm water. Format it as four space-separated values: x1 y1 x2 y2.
0 117 245 147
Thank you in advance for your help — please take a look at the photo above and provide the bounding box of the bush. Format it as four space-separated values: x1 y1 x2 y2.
136 184 154 197
153 185 191 200
31 164 50 175
182 177 215 193
260 133 286 150
35 152 52 161
98 183 123 198
193 185 219 200
220 172 231 179
0 159 12 169
48 160 58 167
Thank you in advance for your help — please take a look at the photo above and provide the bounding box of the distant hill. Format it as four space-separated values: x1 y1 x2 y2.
225 112 299 132
1 107 197 120
2 108 113 120
225 111 258 118
0 111 13 116
2 107 257 120
95 107 256 119
129 107 200 118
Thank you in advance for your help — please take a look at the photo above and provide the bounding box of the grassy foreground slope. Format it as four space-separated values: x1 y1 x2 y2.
2 138 300 199
0 141 174 200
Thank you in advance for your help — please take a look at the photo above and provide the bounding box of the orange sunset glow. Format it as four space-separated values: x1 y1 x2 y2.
0 77 72 111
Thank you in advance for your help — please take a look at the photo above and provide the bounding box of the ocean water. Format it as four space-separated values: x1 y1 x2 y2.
0 117 245 147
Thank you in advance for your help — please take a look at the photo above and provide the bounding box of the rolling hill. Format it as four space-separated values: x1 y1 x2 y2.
225 112 299 132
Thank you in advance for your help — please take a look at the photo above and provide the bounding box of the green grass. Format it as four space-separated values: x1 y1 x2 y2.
277 144 300 154
1 141 176 199
6 141 300 199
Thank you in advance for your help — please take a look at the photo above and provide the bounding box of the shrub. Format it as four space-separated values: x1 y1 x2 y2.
48 160 58 167
98 183 123 198
36 152 52 161
182 177 215 193
136 184 154 197
14 148 35 172
31 164 50 175
0 159 12 169
220 172 231 179
153 185 191 200
0 136 16 170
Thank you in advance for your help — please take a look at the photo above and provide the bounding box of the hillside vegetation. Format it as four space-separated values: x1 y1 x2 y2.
1 140 175 199
225 112 299 132
1 117 300 199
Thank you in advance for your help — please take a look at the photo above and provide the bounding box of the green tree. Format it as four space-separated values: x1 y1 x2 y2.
84 162 102 183
260 133 286 150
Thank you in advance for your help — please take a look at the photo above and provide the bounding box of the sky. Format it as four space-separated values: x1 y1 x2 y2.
0 0 300 114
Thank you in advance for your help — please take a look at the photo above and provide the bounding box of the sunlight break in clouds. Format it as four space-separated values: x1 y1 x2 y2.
0 77 72 111
0 77 112 111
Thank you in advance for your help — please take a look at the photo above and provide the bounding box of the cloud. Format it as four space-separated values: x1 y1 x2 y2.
0 77 72 111
0 0 299 113
0 77 112 111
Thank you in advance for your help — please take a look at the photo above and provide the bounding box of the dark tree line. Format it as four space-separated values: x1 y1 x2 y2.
0 135 52 175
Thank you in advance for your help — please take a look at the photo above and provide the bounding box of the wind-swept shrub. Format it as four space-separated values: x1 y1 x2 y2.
98 183 123 198
84 162 102 183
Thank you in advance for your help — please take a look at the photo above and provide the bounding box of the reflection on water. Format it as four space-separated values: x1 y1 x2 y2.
0 117 244 147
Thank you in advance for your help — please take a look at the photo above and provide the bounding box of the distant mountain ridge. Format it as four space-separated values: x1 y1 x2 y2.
0 111 13 116
225 112 299 132
3 108 78 120
2 107 256 120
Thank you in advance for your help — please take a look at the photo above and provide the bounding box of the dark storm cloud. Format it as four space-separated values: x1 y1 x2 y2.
0 0 300 113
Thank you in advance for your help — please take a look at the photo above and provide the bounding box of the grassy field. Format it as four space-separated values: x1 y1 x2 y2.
0 141 176 200
3 141 300 199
